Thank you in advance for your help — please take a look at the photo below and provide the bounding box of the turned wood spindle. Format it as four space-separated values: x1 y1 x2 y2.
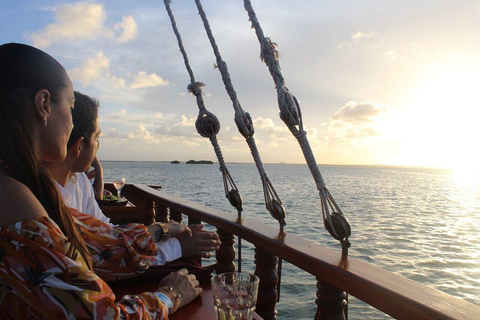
215 228 235 274
315 278 347 320
170 208 183 223
155 203 169 223
144 198 155 226
254 246 278 320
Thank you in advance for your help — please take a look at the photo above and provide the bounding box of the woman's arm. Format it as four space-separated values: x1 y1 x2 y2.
0 173 47 225
0 225 167 319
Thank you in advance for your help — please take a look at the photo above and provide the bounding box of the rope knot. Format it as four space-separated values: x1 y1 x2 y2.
234 108 254 138
187 82 205 97
195 111 220 138
260 37 279 63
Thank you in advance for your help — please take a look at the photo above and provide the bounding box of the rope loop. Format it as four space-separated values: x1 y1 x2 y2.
235 108 255 138
195 111 220 138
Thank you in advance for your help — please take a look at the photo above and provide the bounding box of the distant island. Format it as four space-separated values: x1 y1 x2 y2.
186 160 214 164
170 160 180 164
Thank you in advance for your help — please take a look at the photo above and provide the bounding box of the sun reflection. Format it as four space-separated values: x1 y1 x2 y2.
451 166 480 187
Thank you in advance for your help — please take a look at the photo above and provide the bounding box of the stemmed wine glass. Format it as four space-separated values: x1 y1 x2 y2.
113 177 126 199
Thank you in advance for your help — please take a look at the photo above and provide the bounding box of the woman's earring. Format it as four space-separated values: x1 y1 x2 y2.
44 118 48 127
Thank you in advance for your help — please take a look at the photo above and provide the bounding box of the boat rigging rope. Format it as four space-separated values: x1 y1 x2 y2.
194 0 287 230
243 0 351 254
163 0 245 269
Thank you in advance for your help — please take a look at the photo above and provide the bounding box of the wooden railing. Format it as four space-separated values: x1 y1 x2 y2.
109 183 480 320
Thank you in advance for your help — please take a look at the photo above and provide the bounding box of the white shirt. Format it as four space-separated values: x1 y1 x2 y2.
56 172 182 265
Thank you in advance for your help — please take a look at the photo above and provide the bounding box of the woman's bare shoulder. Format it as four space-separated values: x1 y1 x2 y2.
0 173 47 225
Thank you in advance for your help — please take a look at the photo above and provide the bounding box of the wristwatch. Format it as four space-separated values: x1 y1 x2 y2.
158 222 169 239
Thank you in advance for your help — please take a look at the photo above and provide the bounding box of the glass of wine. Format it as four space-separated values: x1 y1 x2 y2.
113 177 126 199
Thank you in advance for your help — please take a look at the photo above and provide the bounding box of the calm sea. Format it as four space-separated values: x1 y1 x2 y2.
102 162 480 319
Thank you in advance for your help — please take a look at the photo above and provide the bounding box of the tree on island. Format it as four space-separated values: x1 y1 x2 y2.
171 160 180 164
186 160 213 164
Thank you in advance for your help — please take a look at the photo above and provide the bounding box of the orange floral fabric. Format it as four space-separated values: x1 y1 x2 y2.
70 209 158 282
0 216 168 319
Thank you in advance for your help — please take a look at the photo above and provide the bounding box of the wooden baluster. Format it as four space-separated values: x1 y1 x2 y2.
254 246 278 320
315 278 347 320
170 208 183 223
188 216 201 225
144 198 155 226
215 229 235 274
155 203 169 223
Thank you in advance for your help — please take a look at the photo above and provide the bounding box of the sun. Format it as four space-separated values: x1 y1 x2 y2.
398 60 480 173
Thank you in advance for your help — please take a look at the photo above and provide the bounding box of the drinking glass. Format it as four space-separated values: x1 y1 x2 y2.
113 177 125 199
212 272 259 320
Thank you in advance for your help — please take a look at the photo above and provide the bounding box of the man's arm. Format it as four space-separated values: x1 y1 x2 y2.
90 157 104 200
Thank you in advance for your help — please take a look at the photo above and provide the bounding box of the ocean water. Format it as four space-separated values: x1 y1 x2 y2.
102 162 480 319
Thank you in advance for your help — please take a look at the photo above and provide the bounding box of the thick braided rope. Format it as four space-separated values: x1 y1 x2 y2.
195 0 286 228
194 0 240 113
243 0 327 195
194 0 273 185
246 137 267 178
164 0 206 113
210 137 226 172
164 0 232 176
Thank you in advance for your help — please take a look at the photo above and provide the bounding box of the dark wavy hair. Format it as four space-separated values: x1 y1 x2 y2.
0 43 92 270
68 92 99 149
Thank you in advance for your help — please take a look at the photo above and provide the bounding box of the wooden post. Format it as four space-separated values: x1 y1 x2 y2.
170 208 183 224
144 198 155 226
155 203 169 223
254 246 278 320
315 278 347 320
215 229 235 274
188 216 201 226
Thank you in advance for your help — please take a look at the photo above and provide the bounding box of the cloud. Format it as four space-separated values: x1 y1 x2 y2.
331 101 388 123
337 31 378 49
115 15 138 43
252 117 292 146
69 52 171 91
28 2 138 48
70 51 110 86
154 115 196 137
385 41 426 62
130 71 170 89
29 3 111 47
325 100 393 144
127 124 159 144
351 31 377 40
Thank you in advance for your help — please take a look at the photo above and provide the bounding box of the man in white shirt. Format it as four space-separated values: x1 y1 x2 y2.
45 91 220 265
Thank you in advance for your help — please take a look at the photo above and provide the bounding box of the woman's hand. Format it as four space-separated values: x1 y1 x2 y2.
157 268 203 310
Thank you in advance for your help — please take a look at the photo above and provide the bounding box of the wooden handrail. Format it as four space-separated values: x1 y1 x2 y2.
117 183 480 319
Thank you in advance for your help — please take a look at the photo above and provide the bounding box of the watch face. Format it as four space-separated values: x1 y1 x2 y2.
160 223 169 238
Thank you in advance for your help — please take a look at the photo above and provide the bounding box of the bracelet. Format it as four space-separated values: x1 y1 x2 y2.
156 286 181 315
154 291 173 310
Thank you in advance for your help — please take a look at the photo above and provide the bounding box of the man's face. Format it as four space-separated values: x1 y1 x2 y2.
76 118 101 173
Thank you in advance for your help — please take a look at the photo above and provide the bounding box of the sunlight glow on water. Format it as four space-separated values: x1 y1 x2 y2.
103 162 480 319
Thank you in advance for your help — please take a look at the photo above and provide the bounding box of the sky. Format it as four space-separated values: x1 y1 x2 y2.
1 0 479 172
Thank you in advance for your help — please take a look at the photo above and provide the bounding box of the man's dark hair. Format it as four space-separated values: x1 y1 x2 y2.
68 91 99 148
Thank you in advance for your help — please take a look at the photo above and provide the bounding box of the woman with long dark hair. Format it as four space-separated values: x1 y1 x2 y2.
0 43 201 319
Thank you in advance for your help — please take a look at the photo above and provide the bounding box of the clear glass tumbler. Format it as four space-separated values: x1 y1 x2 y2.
212 272 259 320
